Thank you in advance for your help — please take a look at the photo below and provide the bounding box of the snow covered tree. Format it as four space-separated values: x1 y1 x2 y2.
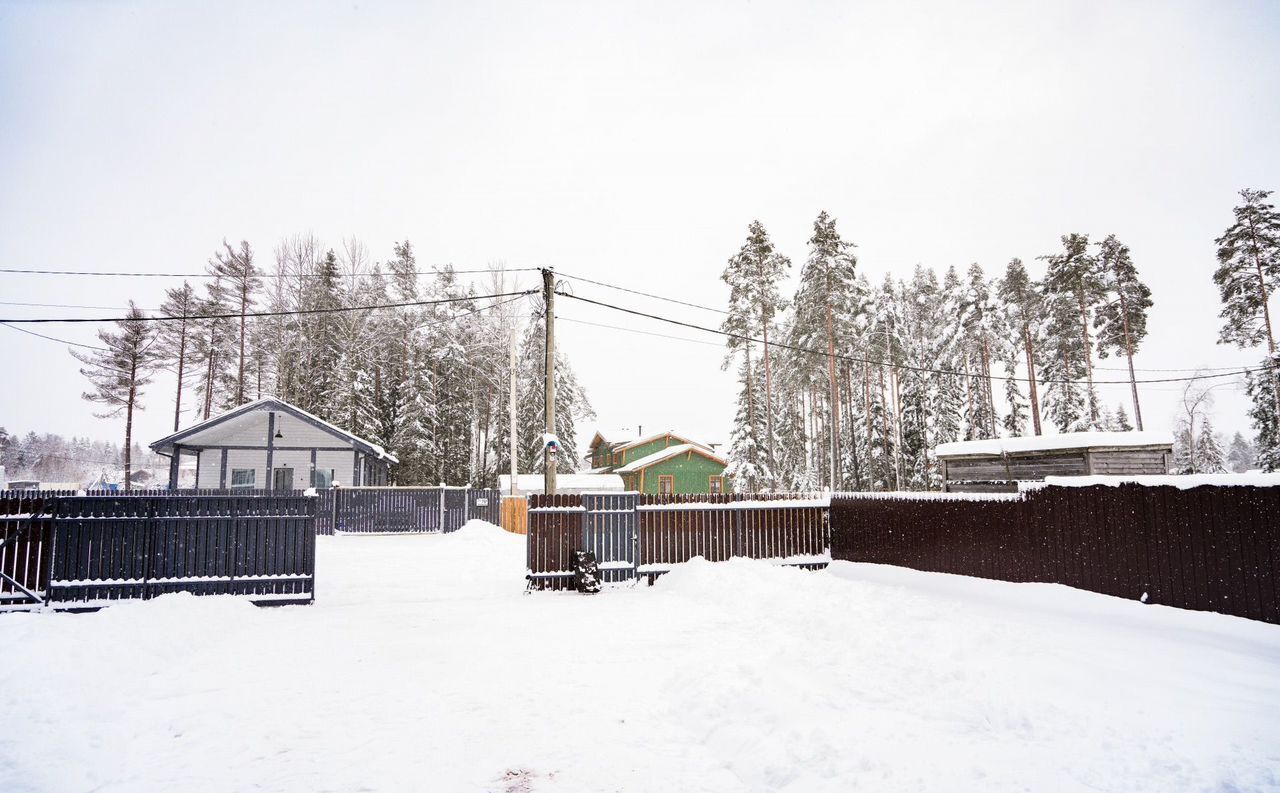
69 303 158 490
1041 233 1104 427
725 354 769 493
721 221 789 487
790 211 861 489
1215 188 1280 429
1104 403 1134 432
209 239 261 407
1173 378 1216 474
1227 431 1257 473
1094 234 1152 430
1245 357 1280 472
998 258 1041 436
1194 419 1226 473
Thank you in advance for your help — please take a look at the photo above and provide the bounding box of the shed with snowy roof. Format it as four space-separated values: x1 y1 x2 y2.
150 397 398 491
935 431 1174 493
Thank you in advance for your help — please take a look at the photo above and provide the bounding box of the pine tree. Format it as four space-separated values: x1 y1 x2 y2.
1226 431 1257 473
791 211 860 489
69 303 157 490
1245 357 1280 472
1041 233 1104 427
1195 419 1226 473
725 354 769 493
998 258 1042 436
210 240 261 407
156 282 198 431
1094 234 1153 430
1110 403 1134 432
721 221 789 488
1215 188 1280 429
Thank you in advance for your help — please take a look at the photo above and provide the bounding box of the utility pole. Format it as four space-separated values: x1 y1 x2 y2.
542 268 557 495
509 324 518 495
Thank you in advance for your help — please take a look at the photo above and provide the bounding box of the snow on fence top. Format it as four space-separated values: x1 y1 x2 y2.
498 473 625 494
935 430 1174 458
1028 473 1280 490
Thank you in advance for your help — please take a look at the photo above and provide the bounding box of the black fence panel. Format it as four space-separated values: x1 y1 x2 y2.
830 484 1280 624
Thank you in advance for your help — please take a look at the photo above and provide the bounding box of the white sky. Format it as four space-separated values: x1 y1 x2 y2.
1 0 1278 456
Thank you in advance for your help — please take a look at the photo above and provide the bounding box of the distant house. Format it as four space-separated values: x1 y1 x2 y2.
935 431 1174 493
150 397 398 490
587 430 728 494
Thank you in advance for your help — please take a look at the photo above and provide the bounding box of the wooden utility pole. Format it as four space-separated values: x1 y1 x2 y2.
542 269 557 495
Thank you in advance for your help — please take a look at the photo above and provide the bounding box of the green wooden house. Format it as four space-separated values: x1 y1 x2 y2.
587 430 729 495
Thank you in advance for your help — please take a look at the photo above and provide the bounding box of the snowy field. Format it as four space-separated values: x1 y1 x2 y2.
2 523 1278 793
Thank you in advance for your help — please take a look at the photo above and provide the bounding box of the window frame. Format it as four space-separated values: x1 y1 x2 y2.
657 475 675 495
230 468 256 489
313 468 336 489
708 475 723 494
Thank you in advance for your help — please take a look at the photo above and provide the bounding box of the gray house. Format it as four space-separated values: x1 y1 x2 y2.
151 397 397 490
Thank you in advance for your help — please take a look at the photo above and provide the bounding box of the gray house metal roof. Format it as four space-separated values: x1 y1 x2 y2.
150 397 398 463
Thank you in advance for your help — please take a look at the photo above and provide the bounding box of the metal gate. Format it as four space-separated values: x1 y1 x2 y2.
582 492 638 583
330 487 501 534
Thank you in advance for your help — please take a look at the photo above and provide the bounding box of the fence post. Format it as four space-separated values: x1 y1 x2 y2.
438 485 446 532
733 507 744 559
464 488 470 526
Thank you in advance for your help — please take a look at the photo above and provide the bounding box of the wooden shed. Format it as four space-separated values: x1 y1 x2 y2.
936 431 1174 493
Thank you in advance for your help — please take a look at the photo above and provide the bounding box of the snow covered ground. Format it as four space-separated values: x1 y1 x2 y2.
2 522 1278 792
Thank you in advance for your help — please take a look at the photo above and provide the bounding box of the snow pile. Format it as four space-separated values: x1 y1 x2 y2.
1031 473 1280 490
2 521 1278 792
936 430 1174 457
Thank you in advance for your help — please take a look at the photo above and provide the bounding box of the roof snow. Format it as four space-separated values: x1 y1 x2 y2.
935 431 1174 458
614 443 727 473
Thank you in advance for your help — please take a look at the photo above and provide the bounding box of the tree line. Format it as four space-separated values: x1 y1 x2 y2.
719 189 1280 492
70 237 594 489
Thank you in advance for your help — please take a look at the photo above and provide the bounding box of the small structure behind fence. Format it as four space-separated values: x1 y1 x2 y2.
527 492 828 588
830 483 1280 624
1 490 316 611
314 486 500 535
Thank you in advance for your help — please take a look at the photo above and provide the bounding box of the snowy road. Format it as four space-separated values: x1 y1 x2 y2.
2 522 1278 792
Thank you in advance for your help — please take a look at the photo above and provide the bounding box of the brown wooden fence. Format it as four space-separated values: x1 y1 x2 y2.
527 492 828 588
830 484 1280 624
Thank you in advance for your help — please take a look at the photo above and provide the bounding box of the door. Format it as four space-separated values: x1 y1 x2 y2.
273 467 294 491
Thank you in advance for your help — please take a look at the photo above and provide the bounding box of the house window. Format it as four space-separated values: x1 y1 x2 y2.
313 469 335 489
613 452 622 466
658 475 675 495
709 476 723 494
230 469 256 489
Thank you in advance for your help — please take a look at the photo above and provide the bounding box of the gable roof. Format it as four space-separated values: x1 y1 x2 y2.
614 443 727 473
614 431 713 453
150 397 398 463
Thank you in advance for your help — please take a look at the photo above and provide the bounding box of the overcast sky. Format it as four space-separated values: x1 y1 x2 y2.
2 0 1278 457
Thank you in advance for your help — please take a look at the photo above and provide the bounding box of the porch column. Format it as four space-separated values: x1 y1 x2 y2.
167 445 181 489
266 411 276 491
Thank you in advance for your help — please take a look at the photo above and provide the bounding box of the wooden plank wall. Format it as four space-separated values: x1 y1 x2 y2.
500 496 528 535
830 484 1280 624
526 492 829 589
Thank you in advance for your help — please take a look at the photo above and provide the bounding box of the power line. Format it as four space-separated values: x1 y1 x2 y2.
557 315 724 348
554 290 1271 387
0 290 538 324
556 271 1259 376
0 322 111 351
556 270 729 315
0 267 539 279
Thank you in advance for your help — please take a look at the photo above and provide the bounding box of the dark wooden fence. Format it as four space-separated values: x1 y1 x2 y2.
830 484 1280 624
1 491 316 611
314 487 500 535
528 492 828 588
